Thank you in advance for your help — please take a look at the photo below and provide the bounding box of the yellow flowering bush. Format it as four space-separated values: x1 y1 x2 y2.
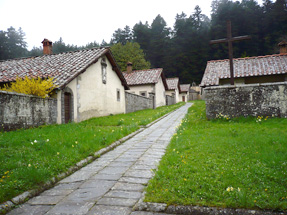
0 76 57 98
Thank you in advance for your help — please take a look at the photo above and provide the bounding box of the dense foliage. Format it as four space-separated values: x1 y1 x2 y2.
0 0 286 84
110 42 151 71
0 76 57 98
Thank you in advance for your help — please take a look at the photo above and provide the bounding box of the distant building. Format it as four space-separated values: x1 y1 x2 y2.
123 63 168 108
166 77 180 103
200 41 287 88
179 84 190 102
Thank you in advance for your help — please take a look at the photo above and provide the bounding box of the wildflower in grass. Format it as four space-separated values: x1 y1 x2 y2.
173 149 175 151
254 200 257 203
112 130 114 132
31 142 33 145
0 179 3 182
2 176 5 179
238 187 240 192
75 141 78 144
28 164 31 167
34 140 37 143
57 152 60 155
265 188 268 191
184 178 187 181
226 186 234 192
4 171 9 175
46 139 49 142
72 145 74 148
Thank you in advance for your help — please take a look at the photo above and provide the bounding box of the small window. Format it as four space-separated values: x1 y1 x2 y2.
140 91 147 97
117 89 120 101
101 58 107 84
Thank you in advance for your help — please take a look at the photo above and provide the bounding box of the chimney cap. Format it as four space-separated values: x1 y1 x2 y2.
42 38 52 44
278 40 287 46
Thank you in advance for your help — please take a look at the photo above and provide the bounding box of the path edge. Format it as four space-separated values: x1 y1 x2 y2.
0 105 183 215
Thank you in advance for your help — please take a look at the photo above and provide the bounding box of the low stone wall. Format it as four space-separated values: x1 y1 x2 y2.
0 91 57 131
166 95 175 106
125 92 153 113
204 82 287 119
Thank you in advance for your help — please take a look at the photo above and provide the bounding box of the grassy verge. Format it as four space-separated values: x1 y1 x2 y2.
145 100 287 211
0 102 184 203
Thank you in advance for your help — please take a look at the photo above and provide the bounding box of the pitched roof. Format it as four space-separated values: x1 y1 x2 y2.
180 84 190 92
166 77 180 91
200 53 287 87
123 68 168 89
0 47 129 89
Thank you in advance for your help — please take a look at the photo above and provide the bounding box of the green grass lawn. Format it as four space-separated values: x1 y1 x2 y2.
0 102 184 204
145 100 287 212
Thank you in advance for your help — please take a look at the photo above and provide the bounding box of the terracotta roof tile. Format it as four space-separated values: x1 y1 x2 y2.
123 68 163 85
166 78 179 90
0 47 128 89
200 53 287 87
180 84 190 92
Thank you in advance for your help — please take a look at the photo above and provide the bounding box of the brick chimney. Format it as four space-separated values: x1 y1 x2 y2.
42 38 53 55
127 62 133 74
278 41 287 54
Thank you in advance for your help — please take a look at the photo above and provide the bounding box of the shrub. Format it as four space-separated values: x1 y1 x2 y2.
0 76 57 98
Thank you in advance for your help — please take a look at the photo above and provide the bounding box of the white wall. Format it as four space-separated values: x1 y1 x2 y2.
166 87 180 103
179 92 189 102
56 56 126 123
154 77 166 107
77 56 126 121
126 84 154 97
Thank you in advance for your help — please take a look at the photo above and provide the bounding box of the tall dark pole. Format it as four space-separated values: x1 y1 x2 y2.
210 21 251 85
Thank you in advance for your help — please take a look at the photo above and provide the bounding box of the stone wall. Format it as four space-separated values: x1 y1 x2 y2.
125 92 153 113
0 91 57 131
204 82 287 119
166 95 175 106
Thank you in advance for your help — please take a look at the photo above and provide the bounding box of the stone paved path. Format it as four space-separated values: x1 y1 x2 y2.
8 103 192 215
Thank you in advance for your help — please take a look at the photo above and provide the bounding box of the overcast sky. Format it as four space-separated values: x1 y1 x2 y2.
0 0 263 50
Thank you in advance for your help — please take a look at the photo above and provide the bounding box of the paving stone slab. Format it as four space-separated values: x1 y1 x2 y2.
114 157 139 162
98 166 130 175
87 205 132 215
52 181 82 190
45 201 94 215
63 187 109 203
91 173 123 181
80 164 104 172
59 170 96 183
112 182 145 192
119 177 150 185
7 204 53 215
41 188 74 196
130 165 156 170
124 170 154 179
104 190 142 199
108 161 134 167
81 179 114 188
27 195 65 205
96 197 138 207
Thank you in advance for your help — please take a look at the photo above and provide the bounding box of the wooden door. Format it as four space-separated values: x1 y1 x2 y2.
182 96 185 102
64 92 71 123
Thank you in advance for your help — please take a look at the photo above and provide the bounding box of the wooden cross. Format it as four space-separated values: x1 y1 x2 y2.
210 21 251 85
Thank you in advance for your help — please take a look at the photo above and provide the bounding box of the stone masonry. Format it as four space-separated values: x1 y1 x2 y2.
7 103 192 215
0 91 57 131
125 92 153 113
204 82 287 119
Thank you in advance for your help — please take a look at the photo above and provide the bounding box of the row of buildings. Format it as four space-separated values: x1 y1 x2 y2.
0 39 191 125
